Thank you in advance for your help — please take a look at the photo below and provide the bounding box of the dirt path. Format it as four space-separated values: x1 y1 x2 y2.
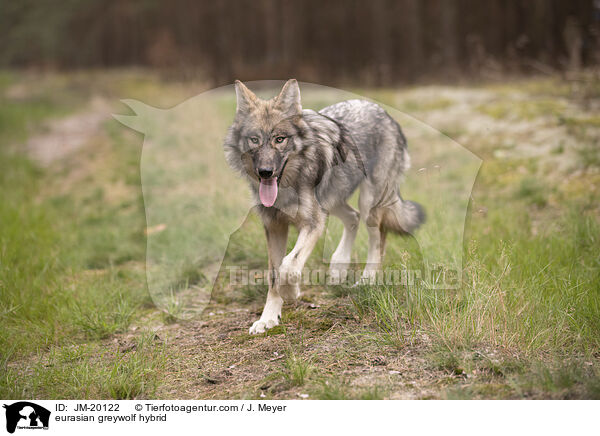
26 97 111 166
138 292 450 400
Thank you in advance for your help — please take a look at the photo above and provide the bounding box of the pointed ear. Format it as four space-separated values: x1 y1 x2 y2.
275 79 301 116
234 80 258 114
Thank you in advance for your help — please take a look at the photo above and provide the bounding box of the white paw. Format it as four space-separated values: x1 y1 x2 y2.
249 317 279 335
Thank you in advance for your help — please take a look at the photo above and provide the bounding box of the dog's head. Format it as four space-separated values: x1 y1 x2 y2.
224 79 308 207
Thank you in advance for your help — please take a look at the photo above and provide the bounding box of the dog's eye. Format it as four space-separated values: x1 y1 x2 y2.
249 137 259 144
275 136 286 144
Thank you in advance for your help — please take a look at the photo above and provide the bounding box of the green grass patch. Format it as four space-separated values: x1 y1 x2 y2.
515 176 548 207
477 99 566 121
1 332 167 399
445 358 600 399
349 202 600 359
282 352 313 387
0 75 150 361
310 378 385 400
349 283 417 349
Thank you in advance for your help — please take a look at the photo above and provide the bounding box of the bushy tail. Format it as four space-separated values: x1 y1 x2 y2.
380 198 425 235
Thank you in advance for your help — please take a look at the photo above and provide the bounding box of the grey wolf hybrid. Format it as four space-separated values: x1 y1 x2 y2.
224 80 424 334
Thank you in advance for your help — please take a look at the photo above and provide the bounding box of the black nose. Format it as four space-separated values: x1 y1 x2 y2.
258 168 274 179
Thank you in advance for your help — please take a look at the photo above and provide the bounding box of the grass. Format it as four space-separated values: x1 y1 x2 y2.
310 379 384 400
2 332 167 399
0 72 155 398
558 115 600 168
71 284 136 340
477 99 566 121
282 351 313 387
349 206 597 354
1 70 599 399
349 284 416 349
515 176 548 207
444 358 600 400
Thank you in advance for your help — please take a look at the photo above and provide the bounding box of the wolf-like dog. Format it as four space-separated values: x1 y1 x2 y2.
224 80 425 334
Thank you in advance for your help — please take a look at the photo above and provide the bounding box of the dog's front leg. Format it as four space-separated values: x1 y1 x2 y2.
279 216 326 300
249 220 289 334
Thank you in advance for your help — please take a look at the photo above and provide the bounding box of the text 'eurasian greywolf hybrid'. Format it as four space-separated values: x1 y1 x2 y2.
224 80 425 334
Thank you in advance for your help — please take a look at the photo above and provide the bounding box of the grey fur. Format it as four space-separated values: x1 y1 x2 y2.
223 80 424 334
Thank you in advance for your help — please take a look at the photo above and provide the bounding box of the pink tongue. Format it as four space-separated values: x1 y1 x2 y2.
259 177 278 207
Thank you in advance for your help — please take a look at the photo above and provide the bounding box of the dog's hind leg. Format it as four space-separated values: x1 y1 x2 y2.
249 220 289 335
328 203 360 284
358 182 384 285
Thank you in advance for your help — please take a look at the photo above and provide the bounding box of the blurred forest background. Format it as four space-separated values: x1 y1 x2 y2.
1 0 599 85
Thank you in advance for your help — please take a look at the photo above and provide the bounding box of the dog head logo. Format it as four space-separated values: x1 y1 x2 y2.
114 81 481 317
3 402 50 434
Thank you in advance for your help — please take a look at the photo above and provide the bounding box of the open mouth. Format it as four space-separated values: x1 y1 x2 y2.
258 159 288 207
